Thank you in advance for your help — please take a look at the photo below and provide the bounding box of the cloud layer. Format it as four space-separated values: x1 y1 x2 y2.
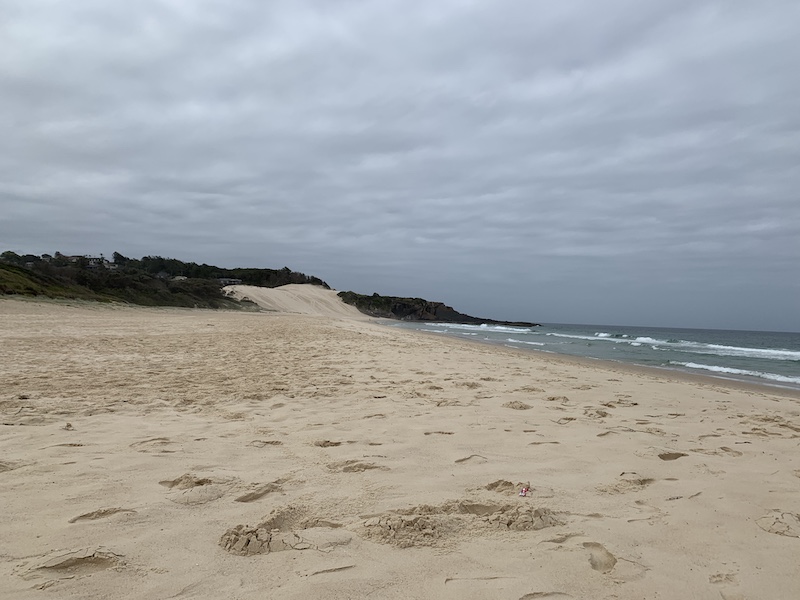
2 1 799 329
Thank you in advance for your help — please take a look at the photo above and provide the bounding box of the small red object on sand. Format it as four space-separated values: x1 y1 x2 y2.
519 487 529 497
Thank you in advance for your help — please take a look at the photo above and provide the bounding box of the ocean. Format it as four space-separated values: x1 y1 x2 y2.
388 321 800 392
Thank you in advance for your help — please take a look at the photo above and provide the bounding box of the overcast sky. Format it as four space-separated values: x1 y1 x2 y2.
2 1 799 331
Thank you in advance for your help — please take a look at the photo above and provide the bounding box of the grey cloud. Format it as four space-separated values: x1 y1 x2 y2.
2 0 799 329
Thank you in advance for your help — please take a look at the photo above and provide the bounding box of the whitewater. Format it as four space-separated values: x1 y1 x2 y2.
389 321 800 391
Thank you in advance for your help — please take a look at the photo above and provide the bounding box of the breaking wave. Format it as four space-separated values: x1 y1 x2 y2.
537 332 800 362
669 362 800 385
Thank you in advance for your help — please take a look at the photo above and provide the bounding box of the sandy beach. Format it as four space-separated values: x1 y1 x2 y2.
1 286 799 600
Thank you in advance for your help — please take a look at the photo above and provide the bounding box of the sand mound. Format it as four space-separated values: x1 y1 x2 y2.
361 500 563 547
220 506 351 556
224 284 366 319
361 513 454 548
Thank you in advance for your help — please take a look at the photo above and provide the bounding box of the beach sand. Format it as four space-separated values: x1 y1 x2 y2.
1 286 799 599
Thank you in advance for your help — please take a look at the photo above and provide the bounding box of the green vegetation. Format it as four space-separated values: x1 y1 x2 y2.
0 262 109 301
337 291 430 319
0 251 328 309
110 253 328 288
1 251 535 324
337 290 538 326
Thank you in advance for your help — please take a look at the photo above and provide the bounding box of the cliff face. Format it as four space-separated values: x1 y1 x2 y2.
337 291 539 327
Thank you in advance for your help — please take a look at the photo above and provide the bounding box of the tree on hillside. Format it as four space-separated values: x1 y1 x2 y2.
1 251 20 264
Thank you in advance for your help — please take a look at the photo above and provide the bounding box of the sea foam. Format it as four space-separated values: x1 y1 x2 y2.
670 362 800 384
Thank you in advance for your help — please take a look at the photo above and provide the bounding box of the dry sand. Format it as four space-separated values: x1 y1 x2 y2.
1 286 799 599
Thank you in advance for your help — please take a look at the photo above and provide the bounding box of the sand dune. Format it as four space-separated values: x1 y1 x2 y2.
225 284 366 319
1 293 799 599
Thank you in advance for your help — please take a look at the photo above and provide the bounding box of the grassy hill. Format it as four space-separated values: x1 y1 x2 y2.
0 263 110 301
0 252 328 309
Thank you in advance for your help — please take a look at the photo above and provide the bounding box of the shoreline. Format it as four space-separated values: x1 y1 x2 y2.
3 294 798 396
380 319 800 398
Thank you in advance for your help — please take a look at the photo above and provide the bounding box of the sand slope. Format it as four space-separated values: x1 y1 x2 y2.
225 284 366 319
1 293 799 599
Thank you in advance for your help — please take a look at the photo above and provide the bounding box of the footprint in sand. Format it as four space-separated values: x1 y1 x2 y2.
235 482 284 503
582 542 617 573
160 473 213 489
300 563 356 577
26 547 123 578
435 399 469 407
327 460 387 473
546 396 572 404
615 398 638 407
314 440 342 447
658 452 688 461
249 440 282 447
580 542 647 581
516 386 545 393
543 532 584 544
455 454 488 464
503 401 532 410
0 460 23 472
130 437 177 453
691 447 743 457
720 446 743 457
159 473 235 505
584 408 610 419
709 573 738 585
455 381 481 389
625 499 665 523
756 511 800 538
597 473 655 495
68 508 137 523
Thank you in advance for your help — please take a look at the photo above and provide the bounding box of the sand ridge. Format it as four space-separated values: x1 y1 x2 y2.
1 293 799 599
224 284 367 319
